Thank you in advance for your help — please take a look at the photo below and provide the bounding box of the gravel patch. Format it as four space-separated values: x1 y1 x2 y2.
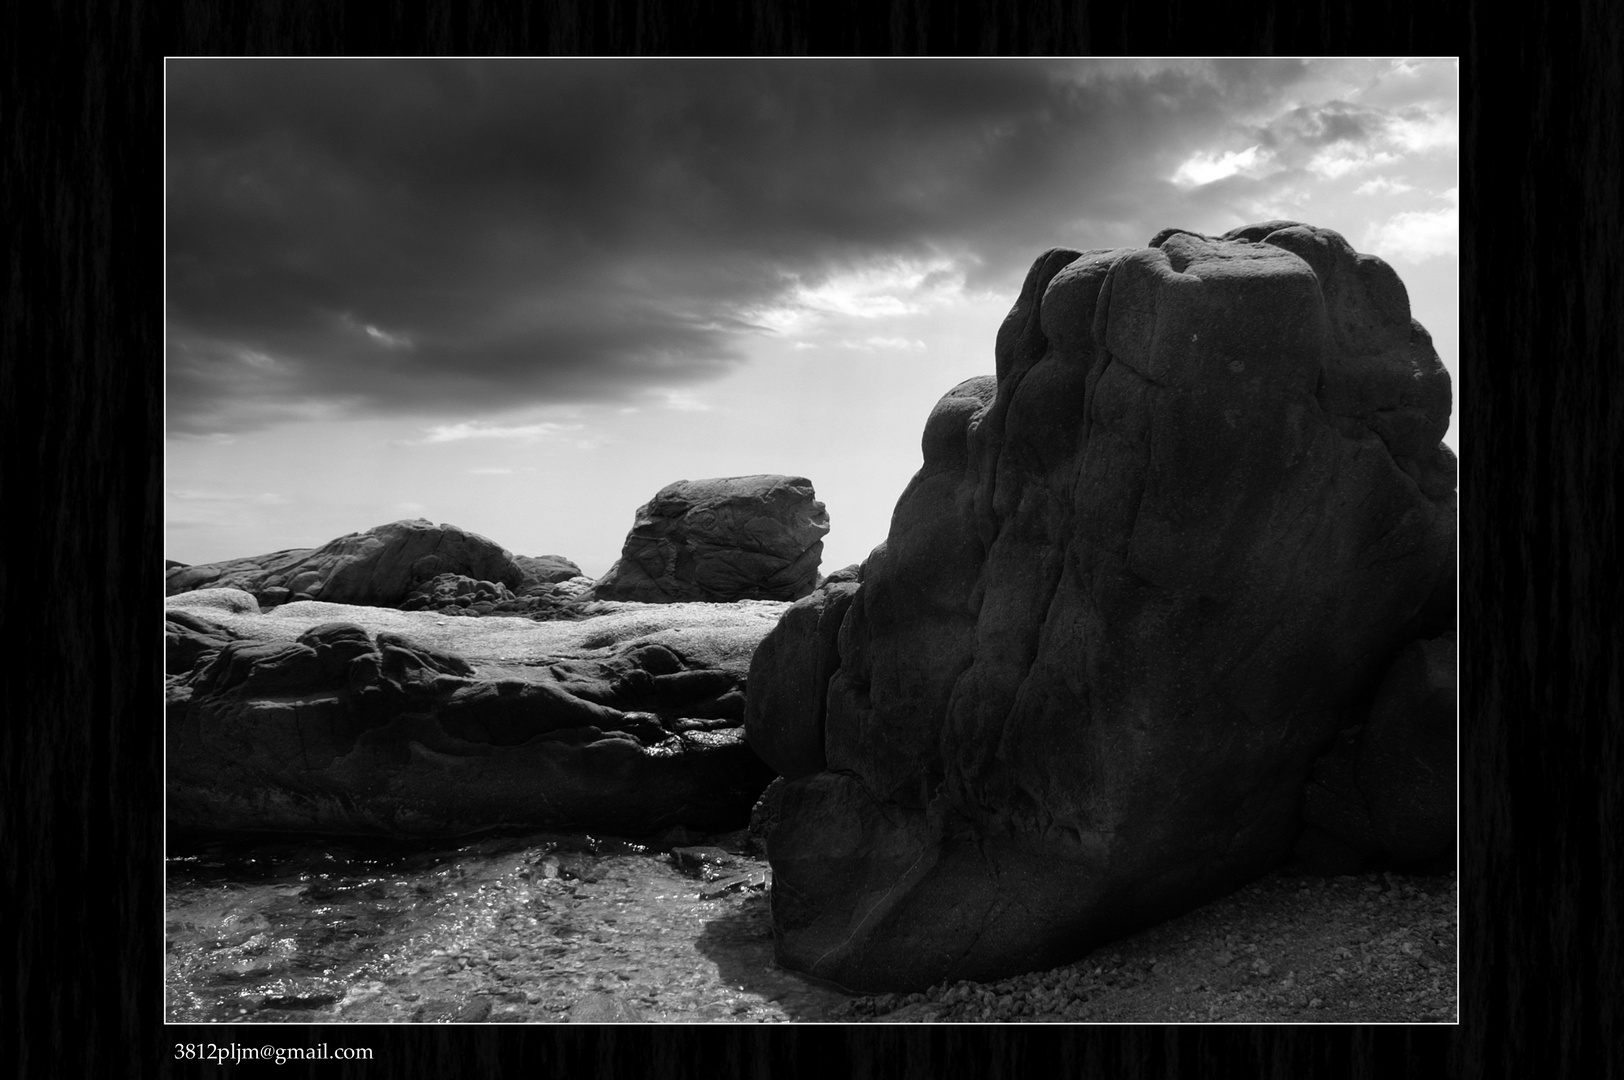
834 869 1458 1024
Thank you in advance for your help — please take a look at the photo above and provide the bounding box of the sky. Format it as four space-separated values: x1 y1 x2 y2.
166 58 1458 578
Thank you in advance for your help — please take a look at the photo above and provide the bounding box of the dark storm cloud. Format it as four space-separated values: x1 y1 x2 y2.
166 59 1311 434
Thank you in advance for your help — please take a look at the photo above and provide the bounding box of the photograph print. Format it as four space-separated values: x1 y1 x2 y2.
164 57 1458 1024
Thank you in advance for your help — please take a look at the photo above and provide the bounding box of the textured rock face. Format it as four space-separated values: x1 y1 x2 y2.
1299 631 1457 870
166 609 244 674
514 554 584 587
743 579 860 780
590 476 829 604
165 520 525 608
166 599 783 838
400 573 516 612
754 223 1456 992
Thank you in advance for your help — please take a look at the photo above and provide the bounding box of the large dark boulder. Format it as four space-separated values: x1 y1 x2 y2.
751 223 1456 992
164 520 526 608
589 476 829 603
165 598 785 838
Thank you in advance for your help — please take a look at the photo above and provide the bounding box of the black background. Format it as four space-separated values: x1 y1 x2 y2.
3 1 1612 1076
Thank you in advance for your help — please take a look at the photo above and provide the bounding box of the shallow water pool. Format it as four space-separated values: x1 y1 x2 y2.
165 832 849 1023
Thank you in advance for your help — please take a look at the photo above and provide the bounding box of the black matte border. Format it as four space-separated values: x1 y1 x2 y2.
4 0 1607 1076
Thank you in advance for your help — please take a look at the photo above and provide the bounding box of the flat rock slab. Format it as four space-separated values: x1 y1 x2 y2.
165 595 789 667
166 597 788 839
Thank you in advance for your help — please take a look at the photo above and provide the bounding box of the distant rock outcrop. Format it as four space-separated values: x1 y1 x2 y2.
589 476 829 604
514 554 584 587
749 223 1456 992
165 595 785 838
164 520 526 608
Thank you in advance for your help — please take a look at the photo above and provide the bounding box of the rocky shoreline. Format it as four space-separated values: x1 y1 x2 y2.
165 828 1455 1024
165 224 1457 1008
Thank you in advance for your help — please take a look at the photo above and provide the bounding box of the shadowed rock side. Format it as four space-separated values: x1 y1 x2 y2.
589 476 830 603
165 519 529 608
751 223 1456 992
166 605 778 838
1297 631 1457 871
743 579 860 781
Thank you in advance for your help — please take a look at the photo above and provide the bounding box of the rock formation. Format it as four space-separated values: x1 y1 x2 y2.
400 573 517 613
514 554 584 587
748 223 1456 992
589 476 829 603
166 596 784 838
164 519 526 608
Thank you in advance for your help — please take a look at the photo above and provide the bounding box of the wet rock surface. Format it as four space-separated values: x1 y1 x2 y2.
165 833 846 1024
165 833 1456 1024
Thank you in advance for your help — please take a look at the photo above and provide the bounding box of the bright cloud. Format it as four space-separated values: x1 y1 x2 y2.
753 257 963 332
167 489 287 505
1387 111 1457 153
1365 206 1458 263
651 389 710 412
1307 145 1400 179
364 324 412 348
416 421 583 443
1170 145 1272 187
842 336 926 351
1355 176 1415 196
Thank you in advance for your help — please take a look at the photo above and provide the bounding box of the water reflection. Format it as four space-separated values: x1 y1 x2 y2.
165 832 848 1023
